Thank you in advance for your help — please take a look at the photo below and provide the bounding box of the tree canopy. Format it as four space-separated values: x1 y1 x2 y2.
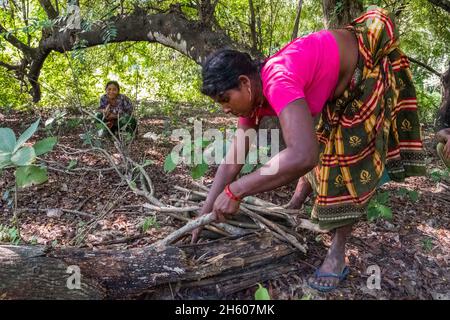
0 0 448 123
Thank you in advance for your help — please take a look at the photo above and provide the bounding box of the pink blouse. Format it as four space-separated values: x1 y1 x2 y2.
239 30 340 126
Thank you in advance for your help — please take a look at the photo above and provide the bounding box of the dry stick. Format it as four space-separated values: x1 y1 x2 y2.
241 203 296 225
212 222 248 236
167 198 199 205
156 211 230 237
130 158 156 197
239 206 307 253
76 194 95 212
296 219 328 233
61 209 96 219
91 147 161 207
191 181 211 192
224 219 260 229
143 203 200 213
154 212 218 248
143 203 247 236
47 166 78 175
174 186 208 198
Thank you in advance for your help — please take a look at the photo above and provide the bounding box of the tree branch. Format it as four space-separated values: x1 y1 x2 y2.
0 7 253 103
408 56 442 77
38 0 58 19
0 60 20 71
427 0 450 13
248 0 258 53
0 22 35 57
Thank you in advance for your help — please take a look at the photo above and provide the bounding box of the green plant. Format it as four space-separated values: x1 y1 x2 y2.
0 119 57 239
44 110 67 136
164 137 212 180
300 293 313 300
67 159 78 170
397 188 419 203
367 191 393 222
0 225 20 245
254 283 271 300
142 216 160 233
240 146 271 175
422 237 434 252
0 119 57 188
429 168 450 183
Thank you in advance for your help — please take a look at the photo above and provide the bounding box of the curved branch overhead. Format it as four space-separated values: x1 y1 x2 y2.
0 4 245 103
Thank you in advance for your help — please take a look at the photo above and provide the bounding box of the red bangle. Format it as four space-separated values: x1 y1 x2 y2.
225 184 241 202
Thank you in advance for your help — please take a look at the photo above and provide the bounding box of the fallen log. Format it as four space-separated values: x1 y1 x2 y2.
0 232 305 299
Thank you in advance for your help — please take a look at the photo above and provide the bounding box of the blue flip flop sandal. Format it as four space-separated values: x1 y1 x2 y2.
308 266 350 293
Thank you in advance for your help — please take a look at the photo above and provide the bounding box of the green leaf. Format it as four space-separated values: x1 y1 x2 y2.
241 163 256 174
11 146 36 166
67 159 78 170
14 119 40 152
377 204 393 220
143 159 154 167
0 151 12 169
164 154 177 173
0 128 16 152
255 284 271 300
33 137 57 156
368 202 393 222
408 190 419 203
367 205 378 222
422 237 434 252
142 216 159 233
81 132 93 146
376 192 389 205
398 188 408 197
191 162 209 179
15 165 48 188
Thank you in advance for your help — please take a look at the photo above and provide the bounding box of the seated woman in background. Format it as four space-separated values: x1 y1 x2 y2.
97 80 137 136
436 128 450 168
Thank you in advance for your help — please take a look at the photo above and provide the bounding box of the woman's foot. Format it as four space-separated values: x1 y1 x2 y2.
308 224 352 291
285 177 313 209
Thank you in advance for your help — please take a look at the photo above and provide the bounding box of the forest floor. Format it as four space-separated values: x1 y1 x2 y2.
0 108 449 300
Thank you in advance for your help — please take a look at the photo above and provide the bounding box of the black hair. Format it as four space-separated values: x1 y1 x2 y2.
201 49 262 97
105 80 120 91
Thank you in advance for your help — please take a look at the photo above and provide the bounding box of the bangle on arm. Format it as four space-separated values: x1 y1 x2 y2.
224 184 241 202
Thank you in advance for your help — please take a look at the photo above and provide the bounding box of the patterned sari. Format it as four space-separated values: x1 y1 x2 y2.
308 8 426 230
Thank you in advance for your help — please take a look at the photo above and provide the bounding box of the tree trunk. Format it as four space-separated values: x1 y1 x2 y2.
322 0 364 29
291 0 303 41
437 63 450 130
0 232 303 299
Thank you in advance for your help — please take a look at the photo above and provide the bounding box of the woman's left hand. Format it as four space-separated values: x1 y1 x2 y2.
212 188 241 222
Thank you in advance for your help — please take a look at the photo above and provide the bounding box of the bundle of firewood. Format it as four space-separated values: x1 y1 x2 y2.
144 182 327 253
